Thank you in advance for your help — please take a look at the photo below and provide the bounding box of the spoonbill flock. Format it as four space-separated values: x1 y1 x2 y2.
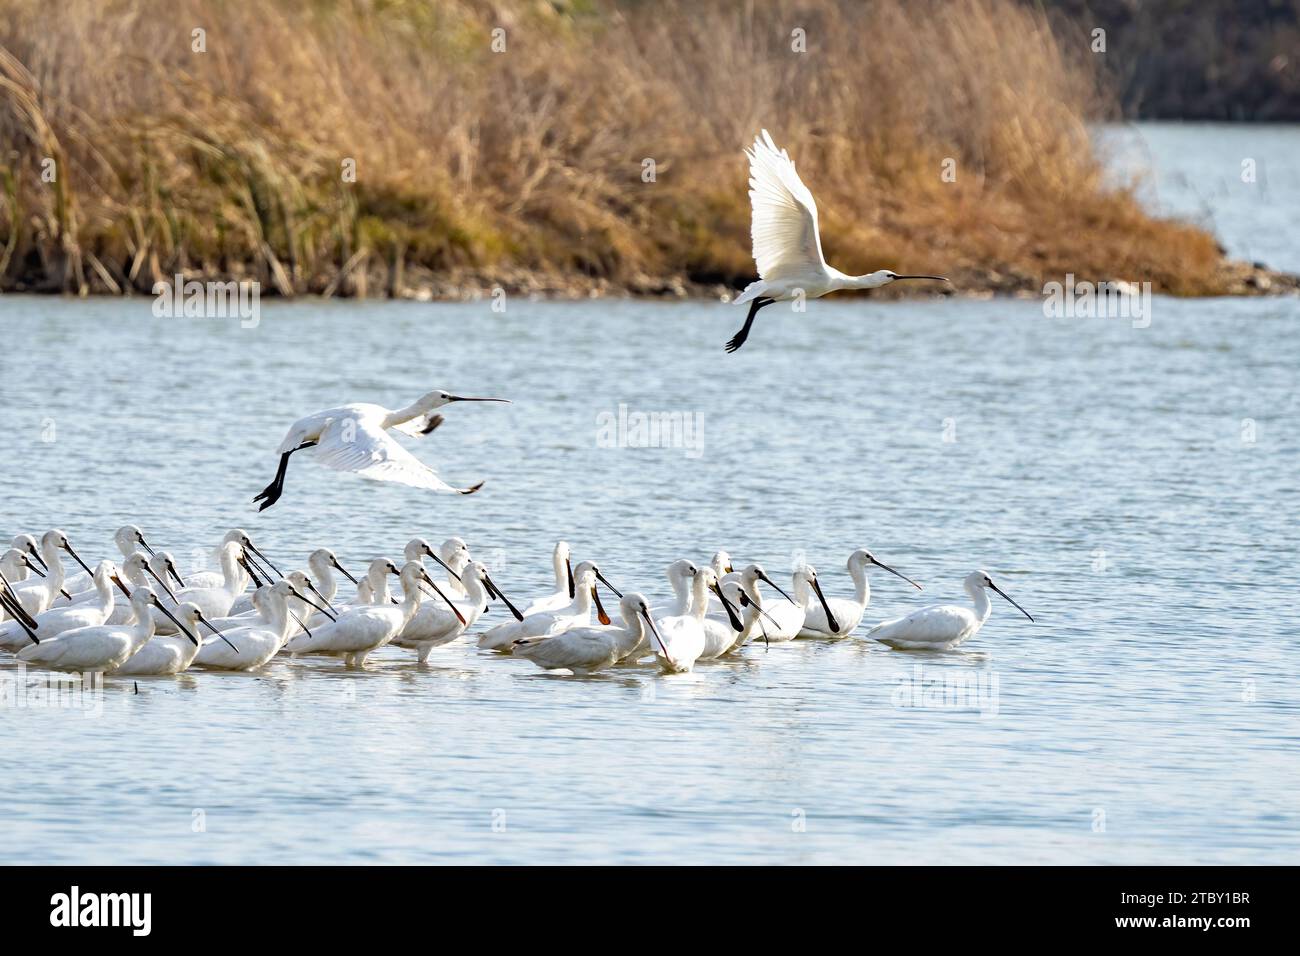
1 527 1033 678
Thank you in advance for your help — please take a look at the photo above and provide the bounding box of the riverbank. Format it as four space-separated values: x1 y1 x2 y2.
1 0 1297 301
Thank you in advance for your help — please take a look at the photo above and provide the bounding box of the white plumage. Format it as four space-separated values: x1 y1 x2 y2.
477 561 608 652
254 389 509 510
18 588 191 672
0 561 123 650
797 549 923 639
725 130 948 352
867 570 1033 650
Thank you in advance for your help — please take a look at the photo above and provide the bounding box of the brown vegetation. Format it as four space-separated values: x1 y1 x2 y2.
0 0 1283 299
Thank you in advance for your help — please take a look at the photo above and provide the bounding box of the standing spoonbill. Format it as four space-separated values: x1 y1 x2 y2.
725 130 948 352
797 549 923 639
193 583 300 671
253 389 510 511
512 593 666 675
651 568 734 672
187 530 280 589
697 577 749 660
306 548 360 603
9 534 48 574
867 571 1033 650
113 602 232 676
520 541 574 616
18 587 193 673
393 561 508 662
706 578 783 655
433 537 473 596
285 561 458 668
477 561 618 652
12 530 90 615
729 564 799 646
1 547 33 581
63 525 164 593
153 542 248 630
0 561 128 650
620 559 699 662
403 537 471 601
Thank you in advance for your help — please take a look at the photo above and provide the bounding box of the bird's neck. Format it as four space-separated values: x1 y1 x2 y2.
835 271 887 291
793 575 812 611
691 578 711 621
400 583 422 623
270 600 294 642
42 550 65 594
220 551 242 591
616 616 646 657
669 574 691 614
312 566 336 603
446 557 470 594
969 586 992 623
850 563 869 607
181 636 203 667
133 605 156 643
96 577 116 615
383 400 428 429
464 577 488 612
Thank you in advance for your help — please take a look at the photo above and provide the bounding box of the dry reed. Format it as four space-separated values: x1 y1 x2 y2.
0 0 1249 297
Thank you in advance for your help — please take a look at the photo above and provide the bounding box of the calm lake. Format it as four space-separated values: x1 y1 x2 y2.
1 123 1297 864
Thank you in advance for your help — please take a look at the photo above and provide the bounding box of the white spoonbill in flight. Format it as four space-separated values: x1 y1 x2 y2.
726 130 948 352
254 389 510 511
867 570 1033 650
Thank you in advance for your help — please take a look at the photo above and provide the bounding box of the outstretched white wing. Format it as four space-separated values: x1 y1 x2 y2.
313 415 470 494
746 129 827 281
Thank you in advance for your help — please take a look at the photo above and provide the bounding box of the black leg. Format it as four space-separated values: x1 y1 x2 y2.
725 297 774 353
252 441 316 511
418 413 444 436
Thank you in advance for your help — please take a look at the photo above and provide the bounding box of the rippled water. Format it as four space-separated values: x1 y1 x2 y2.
2 125 1298 864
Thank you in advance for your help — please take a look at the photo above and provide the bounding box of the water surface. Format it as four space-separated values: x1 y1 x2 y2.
0 124 1297 864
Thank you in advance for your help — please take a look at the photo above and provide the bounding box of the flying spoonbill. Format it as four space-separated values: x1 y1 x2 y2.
253 389 510 510
867 571 1033 650
726 130 948 352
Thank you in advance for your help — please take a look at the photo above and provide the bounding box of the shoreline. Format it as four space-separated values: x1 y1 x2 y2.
3 257 1296 302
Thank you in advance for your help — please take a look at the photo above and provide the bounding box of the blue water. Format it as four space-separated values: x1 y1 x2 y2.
0 125 1297 864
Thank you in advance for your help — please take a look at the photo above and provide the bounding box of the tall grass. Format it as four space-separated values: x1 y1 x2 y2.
0 0 1234 297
